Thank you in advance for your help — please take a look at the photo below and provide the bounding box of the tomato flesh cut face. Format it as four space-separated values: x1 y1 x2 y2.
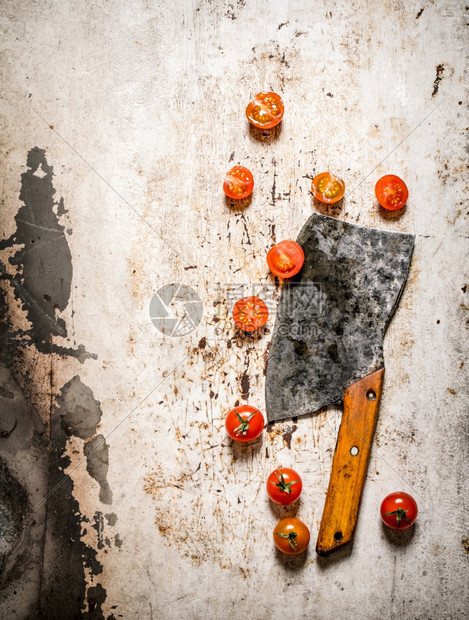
246 92 284 129
311 172 345 204
225 404 265 443
232 296 268 332
223 166 254 200
267 240 304 279
375 175 408 211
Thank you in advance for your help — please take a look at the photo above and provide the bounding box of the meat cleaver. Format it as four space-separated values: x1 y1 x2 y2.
265 213 414 556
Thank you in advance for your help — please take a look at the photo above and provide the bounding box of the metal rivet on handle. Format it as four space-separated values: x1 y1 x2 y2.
350 446 359 456
366 389 376 401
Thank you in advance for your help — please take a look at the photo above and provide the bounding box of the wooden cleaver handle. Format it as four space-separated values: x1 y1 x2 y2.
316 367 385 556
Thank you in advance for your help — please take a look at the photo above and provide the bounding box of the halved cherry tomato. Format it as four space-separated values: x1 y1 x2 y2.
375 175 408 211
380 492 418 530
273 518 310 555
267 240 304 279
246 92 284 129
223 166 254 200
267 468 302 505
232 296 268 332
311 172 345 204
225 404 264 443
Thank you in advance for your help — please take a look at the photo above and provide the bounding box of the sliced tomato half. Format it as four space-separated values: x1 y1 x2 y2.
223 166 254 200
375 175 408 211
246 92 284 129
267 240 304 279
232 296 268 332
311 172 345 204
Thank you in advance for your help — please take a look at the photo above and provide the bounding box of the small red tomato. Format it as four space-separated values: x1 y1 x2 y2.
225 405 264 443
246 92 284 129
267 240 304 279
223 166 254 200
273 518 310 555
375 175 408 211
267 468 302 505
311 172 345 204
380 492 418 530
232 296 268 332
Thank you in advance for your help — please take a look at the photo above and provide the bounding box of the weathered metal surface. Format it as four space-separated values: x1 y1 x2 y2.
0 1 468 619
266 213 414 421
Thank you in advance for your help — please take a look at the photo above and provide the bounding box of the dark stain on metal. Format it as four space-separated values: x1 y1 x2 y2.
84 584 106 620
0 455 31 589
84 436 113 505
57 376 112 504
114 533 123 548
0 147 96 363
92 511 105 550
57 376 103 439
416 7 424 19
239 371 250 400
198 336 207 349
105 512 118 526
40 384 106 617
432 64 444 97
282 424 298 449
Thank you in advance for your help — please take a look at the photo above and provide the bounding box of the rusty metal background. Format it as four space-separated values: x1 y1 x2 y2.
0 1 468 618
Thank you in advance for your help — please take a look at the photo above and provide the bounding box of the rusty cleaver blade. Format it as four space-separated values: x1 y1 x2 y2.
265 213 414 556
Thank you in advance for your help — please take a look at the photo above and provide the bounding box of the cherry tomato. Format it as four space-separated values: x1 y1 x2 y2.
380 492 418 530
267 468 302 505
246 92 284 129
225 404 264 443
267 240 304 279
232 296 268 332
375 175 408 211
311 172 345 204
273 518 310 555
223 166 254 200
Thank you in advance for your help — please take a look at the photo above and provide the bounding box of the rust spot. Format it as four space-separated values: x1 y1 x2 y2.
432 64 445 97
447 387 457 396
282 424 298 449
239 371 250 400
462 537 469 554
198 337 207 349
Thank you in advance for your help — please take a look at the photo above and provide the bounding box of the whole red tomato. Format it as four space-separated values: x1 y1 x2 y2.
267 468 302 505
380 492 418 529
225 405 264 443
273 518 310 555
